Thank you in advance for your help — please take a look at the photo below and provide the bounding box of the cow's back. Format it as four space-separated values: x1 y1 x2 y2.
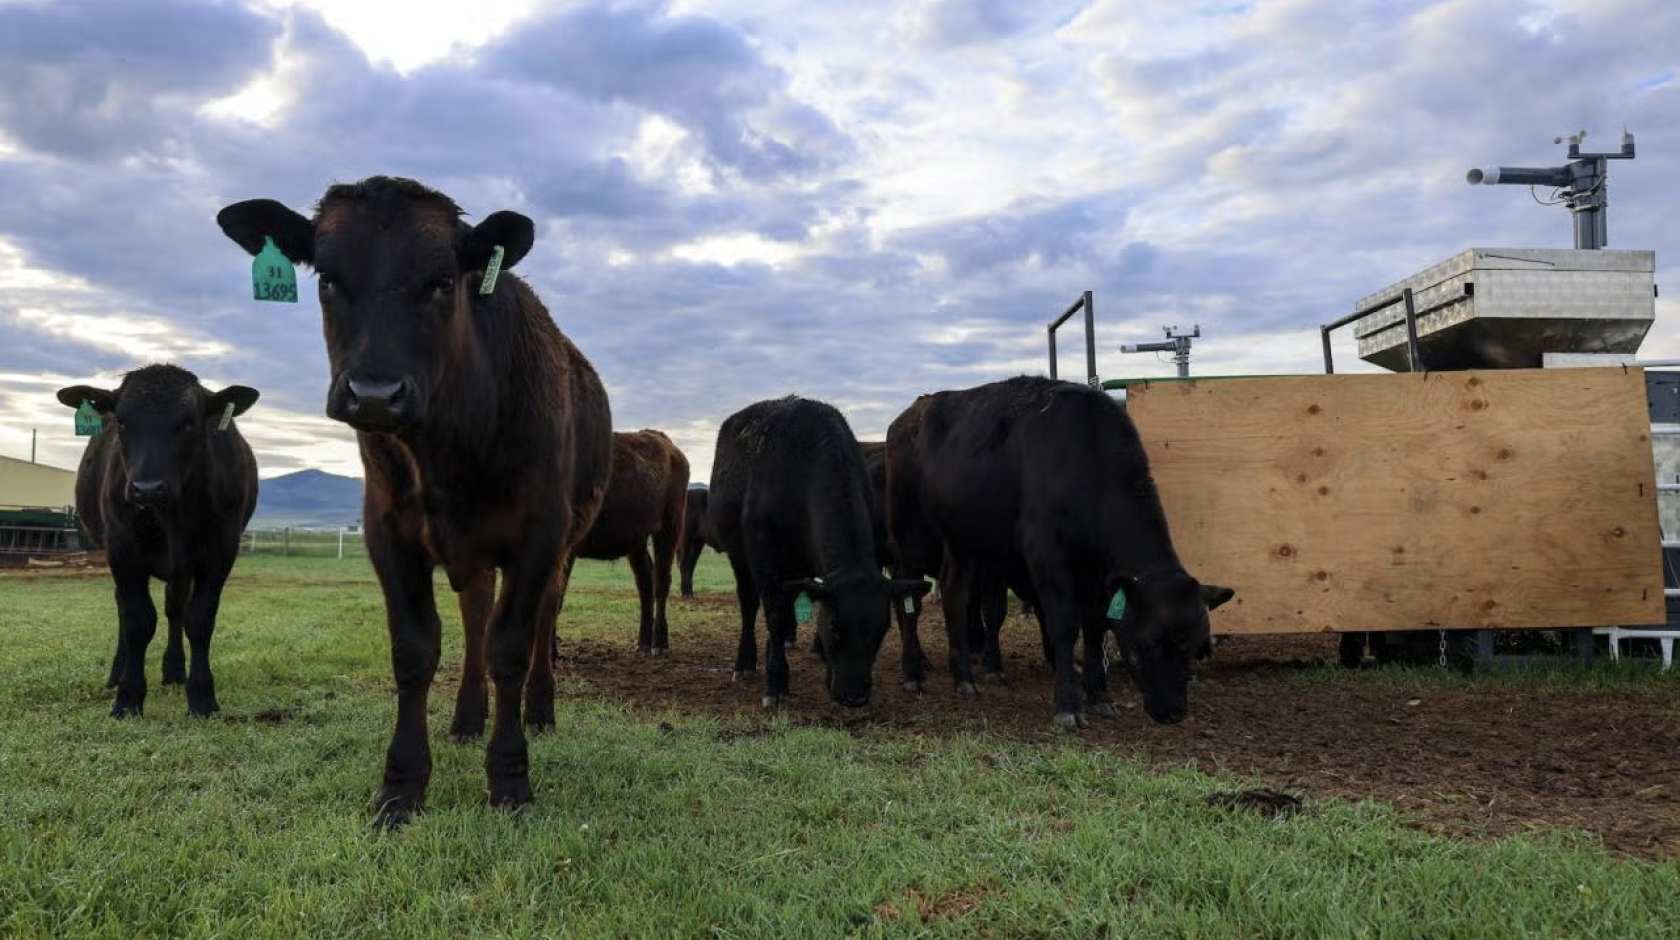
917 377 1148 558
709 397 871 563
548 331 614 554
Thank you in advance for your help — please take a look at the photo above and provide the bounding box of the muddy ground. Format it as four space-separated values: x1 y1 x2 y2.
567 594 1680 862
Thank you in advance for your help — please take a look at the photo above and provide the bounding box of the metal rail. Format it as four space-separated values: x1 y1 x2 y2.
1046 290 1097 386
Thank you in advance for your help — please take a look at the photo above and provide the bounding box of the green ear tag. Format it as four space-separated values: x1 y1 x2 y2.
1106 590 1127 620
252 236 298 303
794 592 814 625
74 400 102 437
478 244 505 295
901 596 915 615
217 401 235 432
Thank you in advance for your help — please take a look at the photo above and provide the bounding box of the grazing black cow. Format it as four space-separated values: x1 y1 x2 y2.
56 365 259 719
707 396 929 709
883 407 1020 689
888 375 1222 728
217 176 611 828
677 486 716 599
561 429 689 655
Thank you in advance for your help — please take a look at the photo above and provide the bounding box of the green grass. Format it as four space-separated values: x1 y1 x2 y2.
2 555 1678 939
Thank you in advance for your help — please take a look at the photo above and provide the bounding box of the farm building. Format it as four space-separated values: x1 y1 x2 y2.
0 453 76 510
0 454 84 563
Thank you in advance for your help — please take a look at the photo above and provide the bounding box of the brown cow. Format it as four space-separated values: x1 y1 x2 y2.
216 176 611 828
560 429 689 655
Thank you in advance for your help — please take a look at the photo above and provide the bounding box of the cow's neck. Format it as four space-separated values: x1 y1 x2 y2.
1102 480 1186 579
808 466 877 580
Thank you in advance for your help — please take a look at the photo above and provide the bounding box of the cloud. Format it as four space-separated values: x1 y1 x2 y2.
0 0 281 160
2 0 1679 487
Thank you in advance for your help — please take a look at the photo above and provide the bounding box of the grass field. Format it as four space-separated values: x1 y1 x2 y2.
2 554 1678 938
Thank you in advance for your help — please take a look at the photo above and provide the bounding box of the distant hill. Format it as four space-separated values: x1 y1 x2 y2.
253 469 363 528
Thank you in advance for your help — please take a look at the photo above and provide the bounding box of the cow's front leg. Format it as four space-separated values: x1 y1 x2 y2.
485 535 563 812
762 592 795 709
1081 602 1119 719
110 565 157 718
181 561 234 717
368 532 443 831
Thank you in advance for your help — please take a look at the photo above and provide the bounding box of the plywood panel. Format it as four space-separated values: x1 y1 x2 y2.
1125 368 1664 634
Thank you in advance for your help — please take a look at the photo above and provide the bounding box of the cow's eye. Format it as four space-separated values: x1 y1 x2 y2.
429 276 454 298
318 275 338 296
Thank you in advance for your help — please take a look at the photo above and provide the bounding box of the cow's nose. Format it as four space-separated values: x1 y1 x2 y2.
833 689 871 710
336 377 418 430
129 479 168 504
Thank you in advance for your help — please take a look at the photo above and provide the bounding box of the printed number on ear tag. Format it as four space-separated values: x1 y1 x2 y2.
252 236 298 303
901 596 915 614
794 593 814 625
479 245 505 295
217 401 235 432
1106 590 1127 620
74 400 102 437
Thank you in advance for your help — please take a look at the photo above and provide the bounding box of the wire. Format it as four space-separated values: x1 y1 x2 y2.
1529 185 1567 207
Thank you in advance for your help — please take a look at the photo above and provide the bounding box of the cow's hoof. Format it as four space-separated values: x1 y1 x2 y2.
955 681 979 697
488 780 534 813
187 699 221 719
161 671 186 687
762 694 791 709
110 700 142 719
649 647 669 659
1088 702 1120 720
523 712 556 735
732 668 757 683
903 679 924 693
983 671 1007 684
1052 711 1086 731
372 801 420 833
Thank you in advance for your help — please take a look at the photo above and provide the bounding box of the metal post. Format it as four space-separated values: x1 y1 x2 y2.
1321 327 1335 374
283 527 290 557
338 527 345 560
1081 291 1097 388
1402 287 1423 372
31 429 37 463
1047 327 1059 380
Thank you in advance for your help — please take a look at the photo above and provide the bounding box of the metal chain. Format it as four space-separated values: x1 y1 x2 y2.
1438 628 1449 669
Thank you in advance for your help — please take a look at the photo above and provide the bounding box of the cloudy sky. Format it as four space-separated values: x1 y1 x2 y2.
1 0 1676 483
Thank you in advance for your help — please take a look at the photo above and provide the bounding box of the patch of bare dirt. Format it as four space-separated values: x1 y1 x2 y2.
561 592 1680 861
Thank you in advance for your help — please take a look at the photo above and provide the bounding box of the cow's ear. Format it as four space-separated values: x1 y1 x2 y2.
784 577 829 601
57 385 114 414
206 385 260 419
1201 584 1236 611
461 210 535 272
216 199 315 264
887 578 933 600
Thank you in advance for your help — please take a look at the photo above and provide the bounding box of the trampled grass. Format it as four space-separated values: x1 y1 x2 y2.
2 555 1677 939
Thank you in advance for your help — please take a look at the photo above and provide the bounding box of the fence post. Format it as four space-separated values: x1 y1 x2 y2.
338 527 346 560
284 527 290 557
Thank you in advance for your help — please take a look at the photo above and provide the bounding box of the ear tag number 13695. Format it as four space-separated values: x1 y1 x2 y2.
253 236 298 303
75 400 102 437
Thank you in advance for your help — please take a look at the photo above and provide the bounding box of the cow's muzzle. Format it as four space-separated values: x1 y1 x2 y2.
328 376 420 432
128 479 169 505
